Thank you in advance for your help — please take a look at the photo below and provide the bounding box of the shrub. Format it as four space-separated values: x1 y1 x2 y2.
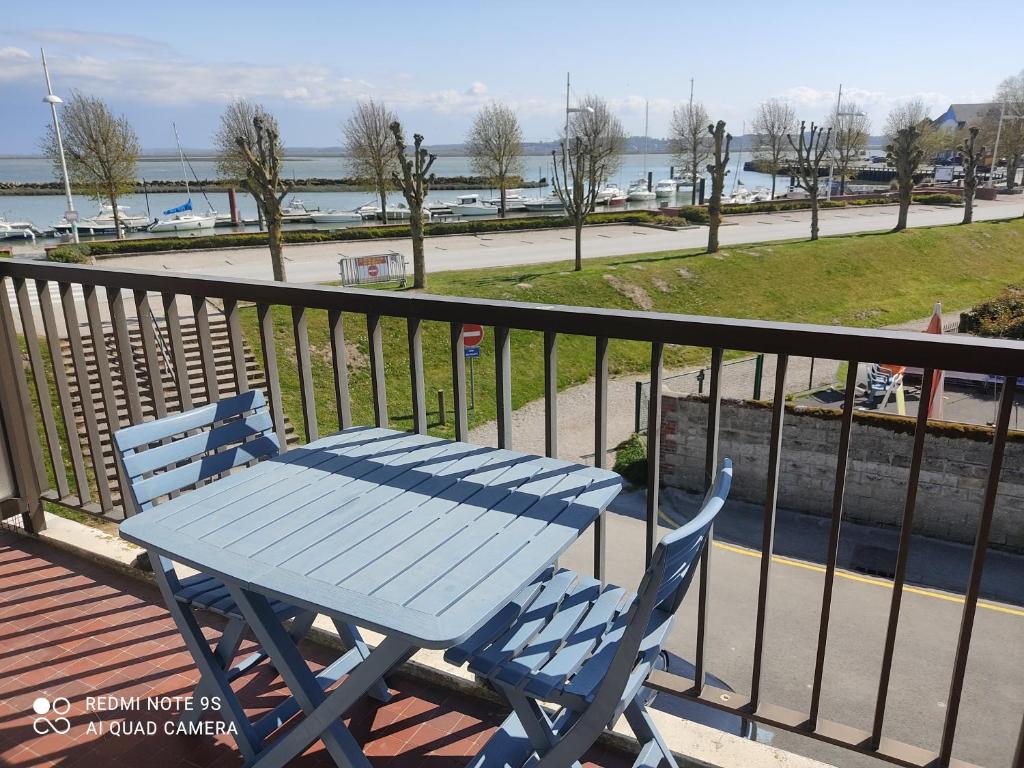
912 193 962 205
958 286 1024 340
46 244 91 263
613 433 648 486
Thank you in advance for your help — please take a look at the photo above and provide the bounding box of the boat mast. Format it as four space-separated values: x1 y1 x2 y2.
732 121 745 195
643 100 649 185
173 123 192 203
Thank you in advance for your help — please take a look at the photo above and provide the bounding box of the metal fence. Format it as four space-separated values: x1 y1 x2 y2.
1 258 1022 768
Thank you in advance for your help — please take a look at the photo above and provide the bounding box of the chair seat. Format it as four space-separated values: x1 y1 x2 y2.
446 568 672 706
175 573 299 621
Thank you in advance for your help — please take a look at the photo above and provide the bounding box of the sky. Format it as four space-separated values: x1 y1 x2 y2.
2 0 1019 154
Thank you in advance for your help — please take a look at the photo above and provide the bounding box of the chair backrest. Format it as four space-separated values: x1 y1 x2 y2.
113 390 280 515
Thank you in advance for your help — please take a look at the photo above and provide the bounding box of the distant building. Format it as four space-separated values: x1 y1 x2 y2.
932 103 1000 163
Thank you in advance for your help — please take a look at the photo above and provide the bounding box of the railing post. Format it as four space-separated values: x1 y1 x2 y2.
0 280 44 532
753 353 764 399
634 380 643 435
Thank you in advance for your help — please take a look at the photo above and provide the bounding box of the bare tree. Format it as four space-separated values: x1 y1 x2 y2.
787 121 833 240
390 122 436 289
988 70 1024 191
752 99 796 199
552 96 625 270
344 99 400 223
705 120 731 253
214 98 278 229
886 100 933 232
466 103 524 216
959 126 984 225
42 91 138 239
236 114 292 281
829 101 870 195
670 99 711 204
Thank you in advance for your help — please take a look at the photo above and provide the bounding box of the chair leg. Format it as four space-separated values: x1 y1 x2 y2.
624 699 678 768
332 618 392 703
500 685 584 768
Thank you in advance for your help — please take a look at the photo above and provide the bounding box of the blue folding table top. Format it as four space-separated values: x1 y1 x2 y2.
120 426 622 650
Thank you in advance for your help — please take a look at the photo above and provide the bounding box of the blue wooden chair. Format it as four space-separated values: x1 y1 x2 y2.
112 390 379 741
446 460 733 768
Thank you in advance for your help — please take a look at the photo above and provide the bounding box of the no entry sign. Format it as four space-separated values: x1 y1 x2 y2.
463 324 484 348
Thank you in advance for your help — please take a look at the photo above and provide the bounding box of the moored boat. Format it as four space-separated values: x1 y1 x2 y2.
449 193 498 216
309 209 362 225
522 195 565 212
0 217 38 240
54 203 149 235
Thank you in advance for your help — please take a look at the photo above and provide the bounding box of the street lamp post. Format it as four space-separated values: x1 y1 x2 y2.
987 101 1024 189
826 84 866 200
41 48 78 244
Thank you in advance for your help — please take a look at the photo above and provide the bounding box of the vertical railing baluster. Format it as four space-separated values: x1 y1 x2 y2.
871 368 935 747
367 313 388 428
749 353 789 710
644 342 664 566
450 322 468 441
938 375 1018 764
328 309 352 431
38 281 89 502
192 296 218 403
257 303 287 450
108 287 144 426
83 285 126 512
408 317 427 434
809 359 859 727
695 346 723 693
135 291 167 420
224 298 250 395
593 336 609 582
544 331 558 458
0 280 45 486
161 292 191 413
14 277 68 498
60 282 112 511
291 306 318 443
495 326 512 449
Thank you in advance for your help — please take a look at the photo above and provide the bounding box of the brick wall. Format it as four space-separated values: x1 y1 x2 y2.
660 396 1024 551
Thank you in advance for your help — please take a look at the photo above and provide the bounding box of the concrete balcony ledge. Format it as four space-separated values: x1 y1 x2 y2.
28 511 833 768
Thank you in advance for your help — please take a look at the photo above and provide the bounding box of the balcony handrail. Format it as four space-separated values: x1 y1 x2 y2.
2 259 1022 376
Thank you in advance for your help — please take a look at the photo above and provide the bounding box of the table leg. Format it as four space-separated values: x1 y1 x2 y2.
332 618 392 703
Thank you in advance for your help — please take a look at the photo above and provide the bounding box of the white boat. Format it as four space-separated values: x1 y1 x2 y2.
280 198 320 222
626 180 656 202
725 187 754 205
522 195 565 212
654 179 677 198
359 202 430 221
0 218 37 240
449 194 498 217
485 190 529 211
149 123 218 234
595 184 623 204
55 203 149 235
309 209 362 225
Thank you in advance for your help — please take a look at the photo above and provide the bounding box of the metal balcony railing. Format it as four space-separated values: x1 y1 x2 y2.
1 258 1022 768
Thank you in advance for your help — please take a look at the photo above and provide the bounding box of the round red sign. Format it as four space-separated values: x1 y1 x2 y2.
463 323 484 347
367 265 379 277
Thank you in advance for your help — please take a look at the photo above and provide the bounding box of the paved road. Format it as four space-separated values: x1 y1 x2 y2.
559 491 1024 768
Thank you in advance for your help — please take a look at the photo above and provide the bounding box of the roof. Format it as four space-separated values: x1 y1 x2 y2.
933 103 1000 129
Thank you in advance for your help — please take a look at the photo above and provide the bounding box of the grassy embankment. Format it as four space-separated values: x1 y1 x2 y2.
235 218 1024 443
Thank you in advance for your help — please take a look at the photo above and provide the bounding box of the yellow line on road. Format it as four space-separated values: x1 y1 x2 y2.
656 510 1023 617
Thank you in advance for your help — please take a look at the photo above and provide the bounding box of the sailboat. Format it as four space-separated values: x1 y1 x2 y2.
627 101 656 202
149 124 218 233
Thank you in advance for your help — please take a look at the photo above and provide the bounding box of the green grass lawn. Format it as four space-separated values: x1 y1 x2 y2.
237 218 1024 442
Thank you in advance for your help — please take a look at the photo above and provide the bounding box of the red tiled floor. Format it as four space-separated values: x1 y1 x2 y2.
0 531 632 767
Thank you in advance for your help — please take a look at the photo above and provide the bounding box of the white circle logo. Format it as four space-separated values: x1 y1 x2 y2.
31 696 71 735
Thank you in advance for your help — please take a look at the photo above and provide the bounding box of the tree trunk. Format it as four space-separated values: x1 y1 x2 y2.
962 178 975 225
410 206 426 289
574 220 583 271
500 176 507 219
770 171 777 200
1007 158 1019 192
691 167 698 205
379 184 389 225
810 195 819 241
110 191 123 240
707 201 720 253
894 182 911 231
267 214 286 281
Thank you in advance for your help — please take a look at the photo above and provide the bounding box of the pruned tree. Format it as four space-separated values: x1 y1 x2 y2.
987 70 1024 191
705 120 731 253
344 99 400 223
42 90 139 240
214 98 278 229
552 96 625 270
886 100 933 232
829 101 870 195
752 99 796 199
390 122 436 289
466 102 523 216
236 114 292 281
959 126 983 225
670 99 711 204
787 121 833 241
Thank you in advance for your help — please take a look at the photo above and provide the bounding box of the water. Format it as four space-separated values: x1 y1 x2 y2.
0 153 786 236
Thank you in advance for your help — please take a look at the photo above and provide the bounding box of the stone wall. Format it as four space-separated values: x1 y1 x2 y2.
660 396 1024 551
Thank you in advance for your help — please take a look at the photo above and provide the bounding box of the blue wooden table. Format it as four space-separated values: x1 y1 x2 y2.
120 426 622 767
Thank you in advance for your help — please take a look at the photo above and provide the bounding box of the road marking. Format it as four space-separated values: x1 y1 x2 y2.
656 509 1023 617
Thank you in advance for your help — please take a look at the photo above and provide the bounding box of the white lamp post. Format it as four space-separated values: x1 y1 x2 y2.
41 48 78 244
826 84 866 200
